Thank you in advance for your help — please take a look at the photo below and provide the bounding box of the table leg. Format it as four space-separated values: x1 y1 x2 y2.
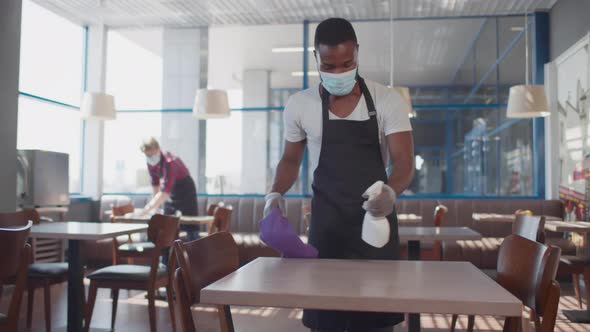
563 233 590 323
407 240 421 332
67 239 84 332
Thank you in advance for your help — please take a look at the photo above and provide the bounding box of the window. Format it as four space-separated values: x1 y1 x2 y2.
19 0 84 105
17 97 82 193
17 0 85 193
106 29 163 110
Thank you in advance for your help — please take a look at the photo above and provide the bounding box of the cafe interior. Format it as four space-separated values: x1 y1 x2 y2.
2 0 590 331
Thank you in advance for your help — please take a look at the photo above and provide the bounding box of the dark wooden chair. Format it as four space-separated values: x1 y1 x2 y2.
206 204 218 216
0 209 68 332
559 254 590 309
422 204 447 260
451 235 561 332
110 203 141 264
512 214 546 242
84 214 180 332
208 206 233 236
173 232 240 332
0 221 32 332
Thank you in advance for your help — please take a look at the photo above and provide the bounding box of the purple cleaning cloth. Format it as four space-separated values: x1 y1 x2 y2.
259 208 318 258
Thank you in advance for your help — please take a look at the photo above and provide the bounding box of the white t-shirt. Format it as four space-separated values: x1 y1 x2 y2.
284 79 413 175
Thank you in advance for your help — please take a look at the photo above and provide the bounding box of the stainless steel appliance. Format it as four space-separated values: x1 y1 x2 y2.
17 150 70 207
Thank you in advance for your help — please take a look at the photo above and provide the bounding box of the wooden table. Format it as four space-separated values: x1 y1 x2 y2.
201 257 521 332
544 220 590 324
398 226 481 330
112 214 214 226
30 222 148 332
472 213 562 223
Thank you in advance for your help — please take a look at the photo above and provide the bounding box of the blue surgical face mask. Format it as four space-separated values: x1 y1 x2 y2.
319 67 358 96
146 153 161 166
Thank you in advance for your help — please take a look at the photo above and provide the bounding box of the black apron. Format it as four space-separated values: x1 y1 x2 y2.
164 175 198 216
302 77 403 330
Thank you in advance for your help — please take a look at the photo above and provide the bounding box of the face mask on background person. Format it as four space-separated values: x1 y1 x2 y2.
318 66 358 96
146 153 161 166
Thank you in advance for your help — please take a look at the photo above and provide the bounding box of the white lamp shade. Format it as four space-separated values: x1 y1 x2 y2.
193 89 230 119
506 85 550 118
81 92 116 120
392 86 414 117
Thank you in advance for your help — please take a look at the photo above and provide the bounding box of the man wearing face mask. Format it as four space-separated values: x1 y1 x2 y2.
141 137 200 241
264 18 414 331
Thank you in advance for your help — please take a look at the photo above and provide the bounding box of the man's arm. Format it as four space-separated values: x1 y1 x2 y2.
386 131 414 195
152 186 159 197
270 140 306 194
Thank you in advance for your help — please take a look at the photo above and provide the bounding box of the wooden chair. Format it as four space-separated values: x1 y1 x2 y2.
451 235 561 332
421 204 448 260
173 232 240 332
208 206 233 235
110 203 139 264
0 221 32 332
110 203 135 221
559 254 590 309
206 204 218 216
0 209 68 332
84 214 180 332
512 214 546 242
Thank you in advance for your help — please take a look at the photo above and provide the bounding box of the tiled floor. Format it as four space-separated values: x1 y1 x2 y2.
2 281 590 331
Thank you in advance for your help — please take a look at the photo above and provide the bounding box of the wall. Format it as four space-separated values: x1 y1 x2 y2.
0 0 22 212
550 0 590 60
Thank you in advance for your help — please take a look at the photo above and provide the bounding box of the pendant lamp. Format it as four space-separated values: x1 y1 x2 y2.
506 8 549 118
81 92 116 120
193 89 230 119
389 0 413 117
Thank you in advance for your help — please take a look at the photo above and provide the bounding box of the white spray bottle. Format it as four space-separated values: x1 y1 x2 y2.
361 181 391 248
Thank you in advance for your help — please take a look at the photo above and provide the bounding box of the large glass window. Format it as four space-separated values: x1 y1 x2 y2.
17 97 82 193
17 0 85 193
103 113 162 193
106 29 163 110
19 0 84 105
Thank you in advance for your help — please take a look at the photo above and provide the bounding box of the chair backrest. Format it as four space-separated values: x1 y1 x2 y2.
206 204 218 216
208 206 233 235
146 214 180 283
534 245 561 332
512 214 545 242
111 203 135 220
496 234 549 309
0 210 29 228
433 205 448 227
0 221 32 331
173 232 239 332
0 221 32 281
147 214 181 249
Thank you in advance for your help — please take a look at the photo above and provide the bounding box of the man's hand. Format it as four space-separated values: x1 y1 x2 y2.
264 192 286 218
362 184 396 218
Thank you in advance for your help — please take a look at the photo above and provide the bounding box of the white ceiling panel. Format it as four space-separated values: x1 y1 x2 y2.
34 0 557 28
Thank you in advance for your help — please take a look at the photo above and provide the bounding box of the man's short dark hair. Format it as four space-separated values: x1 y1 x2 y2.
314 18 357 49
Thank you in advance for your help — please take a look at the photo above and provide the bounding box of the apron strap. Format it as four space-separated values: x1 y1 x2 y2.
357 76 377 118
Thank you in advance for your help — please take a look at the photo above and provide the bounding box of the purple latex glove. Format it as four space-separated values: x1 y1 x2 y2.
259 208 318 258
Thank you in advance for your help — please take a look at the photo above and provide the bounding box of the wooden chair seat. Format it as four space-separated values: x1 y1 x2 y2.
87 264 167 282
0 313 6 324
28 262 68 277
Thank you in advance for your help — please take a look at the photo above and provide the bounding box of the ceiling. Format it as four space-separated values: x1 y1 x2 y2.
35 0 557 28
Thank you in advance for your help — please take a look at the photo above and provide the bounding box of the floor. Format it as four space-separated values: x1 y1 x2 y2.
1 281 589 331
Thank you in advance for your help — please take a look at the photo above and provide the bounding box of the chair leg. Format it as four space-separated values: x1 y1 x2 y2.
166 284 177 332
573 273 583 309
583 268 590 310
84 282 98 332
148 289 157 332
27 286 34 328
44 284 52 332
450 314 458 332
467 315 475 332
111 288 119 330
